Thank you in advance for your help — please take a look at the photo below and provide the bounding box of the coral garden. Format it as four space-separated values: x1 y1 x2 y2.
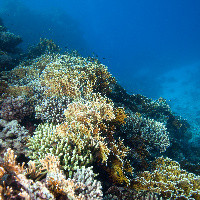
0 18 200 199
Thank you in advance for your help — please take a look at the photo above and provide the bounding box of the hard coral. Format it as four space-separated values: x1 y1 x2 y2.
0 96 32 122
27 123 94 178
39 53 115 99
121 111 170 153
131 157 200 199
40 154 103 199
35 95 71 124
0 119 29 155
0 148 103 199
27 38 61 59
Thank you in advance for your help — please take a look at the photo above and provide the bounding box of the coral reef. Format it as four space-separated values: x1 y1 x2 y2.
0 18 23 71
0 96 32 122
27 123 95 178
0 148 103 199
0 18 199 199
35 96 71 124
122 111 170 153
0 119 29 155
131 157 200 199
27 38 61 59
104 186 161 200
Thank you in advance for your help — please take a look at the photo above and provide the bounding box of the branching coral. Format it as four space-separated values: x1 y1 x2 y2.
35 95 71 124
0 148 103 199
39 54 115 99
27 123 95 178
122 111 170 153
0 148 55 199
131 157 200 199
35 154 103 199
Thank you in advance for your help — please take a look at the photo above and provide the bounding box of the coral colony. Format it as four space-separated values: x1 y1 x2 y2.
0 18 200 199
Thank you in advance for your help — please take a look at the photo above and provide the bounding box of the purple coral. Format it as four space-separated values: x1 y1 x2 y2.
0 96 32 122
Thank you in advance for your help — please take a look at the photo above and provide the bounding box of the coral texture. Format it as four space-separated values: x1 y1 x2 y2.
0 119 29 155
27 123 95 178
131 157 200 199
0 96 32 122
35 95 71 124
0 148 103 199
122 111 170 153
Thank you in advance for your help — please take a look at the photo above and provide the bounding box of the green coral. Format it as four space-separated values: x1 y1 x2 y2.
27 123 94 178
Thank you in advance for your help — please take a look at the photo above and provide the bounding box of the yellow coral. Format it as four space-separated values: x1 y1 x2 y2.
113 107 127 125
131 157 200 199
109 157 130 185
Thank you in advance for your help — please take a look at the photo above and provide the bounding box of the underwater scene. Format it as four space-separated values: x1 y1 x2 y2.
0 0 200 199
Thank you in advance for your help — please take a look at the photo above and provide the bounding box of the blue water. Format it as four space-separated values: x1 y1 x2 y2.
1 0 200 139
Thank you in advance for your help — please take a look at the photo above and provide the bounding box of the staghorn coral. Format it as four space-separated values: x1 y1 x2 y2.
0 119 29 155
0 95 32 122
131 157 200 199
